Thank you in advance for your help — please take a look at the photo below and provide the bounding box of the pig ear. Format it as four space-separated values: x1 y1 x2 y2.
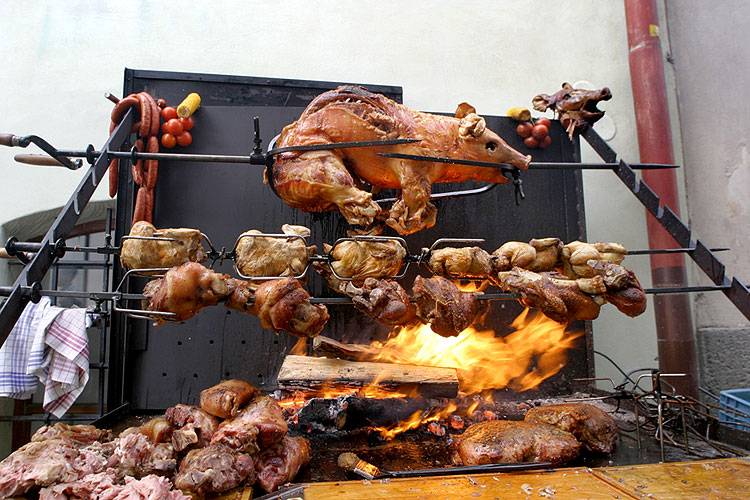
455 102 476 118
459 113 486 138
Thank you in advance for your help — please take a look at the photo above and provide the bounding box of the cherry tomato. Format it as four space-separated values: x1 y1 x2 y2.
161 133 177 148
516 122 533 138
179 116 194 131
539 135 552 148
161 106 178 121
536 117 552 128
165 118 184 135
524 136 539 148
161 121 169 134
176 131 192 147
532 124 549 140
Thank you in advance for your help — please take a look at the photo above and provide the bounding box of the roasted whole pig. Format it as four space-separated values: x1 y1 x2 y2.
324 239 406 282
524 403 618 454
200 379 259 419
533 82 612 139
211 394 288 453
453 420 581 466
120 221 207 273
142 262 235 325
494 268 603 323
165 404 220 453
412 275 488 337
270 85 530 235
248 278 329 338
256 436 311 493
429 246 493 278
173 444 255 496
235 224 316 280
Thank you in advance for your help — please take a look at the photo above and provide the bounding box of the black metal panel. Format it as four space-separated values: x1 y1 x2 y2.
111 70 589 409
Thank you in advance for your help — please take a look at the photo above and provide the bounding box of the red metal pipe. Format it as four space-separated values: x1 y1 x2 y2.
624 0 698 398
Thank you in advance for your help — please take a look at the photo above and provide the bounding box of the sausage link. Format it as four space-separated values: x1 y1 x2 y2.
141 92 160 137
145 136 159 189
110 94 139 123
109 159 118 198
136 93 151 138
133 186 148 224
132 139 145 186
144 187 154 224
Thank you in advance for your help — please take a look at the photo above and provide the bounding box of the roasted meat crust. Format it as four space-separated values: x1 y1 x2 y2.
165 404 220 453
326 239 406 283
412 275 487 337
454 420 581 466
271 85 530 235
256 436 311 493
235 224 316 280
211 394 288 454
429 247 493 278
120 221 207 273
173 444 255 496
199 379 259 419
249 278 329 338
524 403 618 454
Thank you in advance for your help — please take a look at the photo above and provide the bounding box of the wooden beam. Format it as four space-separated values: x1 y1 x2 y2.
277 355 459 399
312 335 409 363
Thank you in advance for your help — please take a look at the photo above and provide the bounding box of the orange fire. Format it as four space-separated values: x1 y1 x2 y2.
280 307 582 439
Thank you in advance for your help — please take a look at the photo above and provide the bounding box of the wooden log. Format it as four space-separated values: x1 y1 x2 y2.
312 335 407 362
277 355 459 399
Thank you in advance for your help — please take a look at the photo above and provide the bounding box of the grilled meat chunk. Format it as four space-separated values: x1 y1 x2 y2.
524 403 618 454
120 221 206 273
31 423 112 448
0 439 107 497
453 420 581 466
256 436 311 493
138 417 172 445
38 470 119 500
429 246 493 278
173 444 255 496
248 278 329 338
586 260 647 317
107 428 176 479
491 238 563 273
412 275 487 337
142 262 235 325
165 404 220 453
560 240 627 279
494 268 602 323
271 85 530 235
325 239 406 283
200 379 259 419
235 224 316 280
211 394 288 453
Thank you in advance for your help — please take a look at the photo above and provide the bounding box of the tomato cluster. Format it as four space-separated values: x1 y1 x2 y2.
516 117 552 149
159 106 194 148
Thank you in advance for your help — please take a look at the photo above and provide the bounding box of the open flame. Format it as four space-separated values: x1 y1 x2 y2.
280 307 582 439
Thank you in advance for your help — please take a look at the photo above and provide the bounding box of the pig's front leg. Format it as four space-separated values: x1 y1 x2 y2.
385 160 437 235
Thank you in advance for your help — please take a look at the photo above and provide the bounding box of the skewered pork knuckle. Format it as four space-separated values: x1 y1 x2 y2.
325 239 406 283
413 275 487 337
235 224 316 280
270 85 530 235
248 278 329 338
429 246 493 278
120 221 206 273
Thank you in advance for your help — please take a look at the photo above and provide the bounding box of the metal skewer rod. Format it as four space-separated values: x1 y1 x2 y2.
645 285 731 294
628 247 729 255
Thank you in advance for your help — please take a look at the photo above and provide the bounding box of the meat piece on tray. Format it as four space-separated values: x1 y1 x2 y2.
173 443 256 496
200 379 259 419
494 268 603 323
31 423 112 448
248 278 329 338
453 420 581 466
429 246 493 278
270 85 530 235
120 221 207 273
524 403 618 454
38 470 120 500
211 394 288 453
107 428 176 479
412 275 487 337
325 239 406 283
256 436 311 493
142 262 235 325
138 417 172 444
165 404 220 452
235 224 316 280
0 439 107 497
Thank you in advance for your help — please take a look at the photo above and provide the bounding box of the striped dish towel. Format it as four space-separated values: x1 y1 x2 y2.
0 297 91 417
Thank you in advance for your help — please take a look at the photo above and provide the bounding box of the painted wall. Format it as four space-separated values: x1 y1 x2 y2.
0 0 693 453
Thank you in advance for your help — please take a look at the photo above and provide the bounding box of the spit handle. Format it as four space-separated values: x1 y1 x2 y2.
0 133 21 147
14 154 67 167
